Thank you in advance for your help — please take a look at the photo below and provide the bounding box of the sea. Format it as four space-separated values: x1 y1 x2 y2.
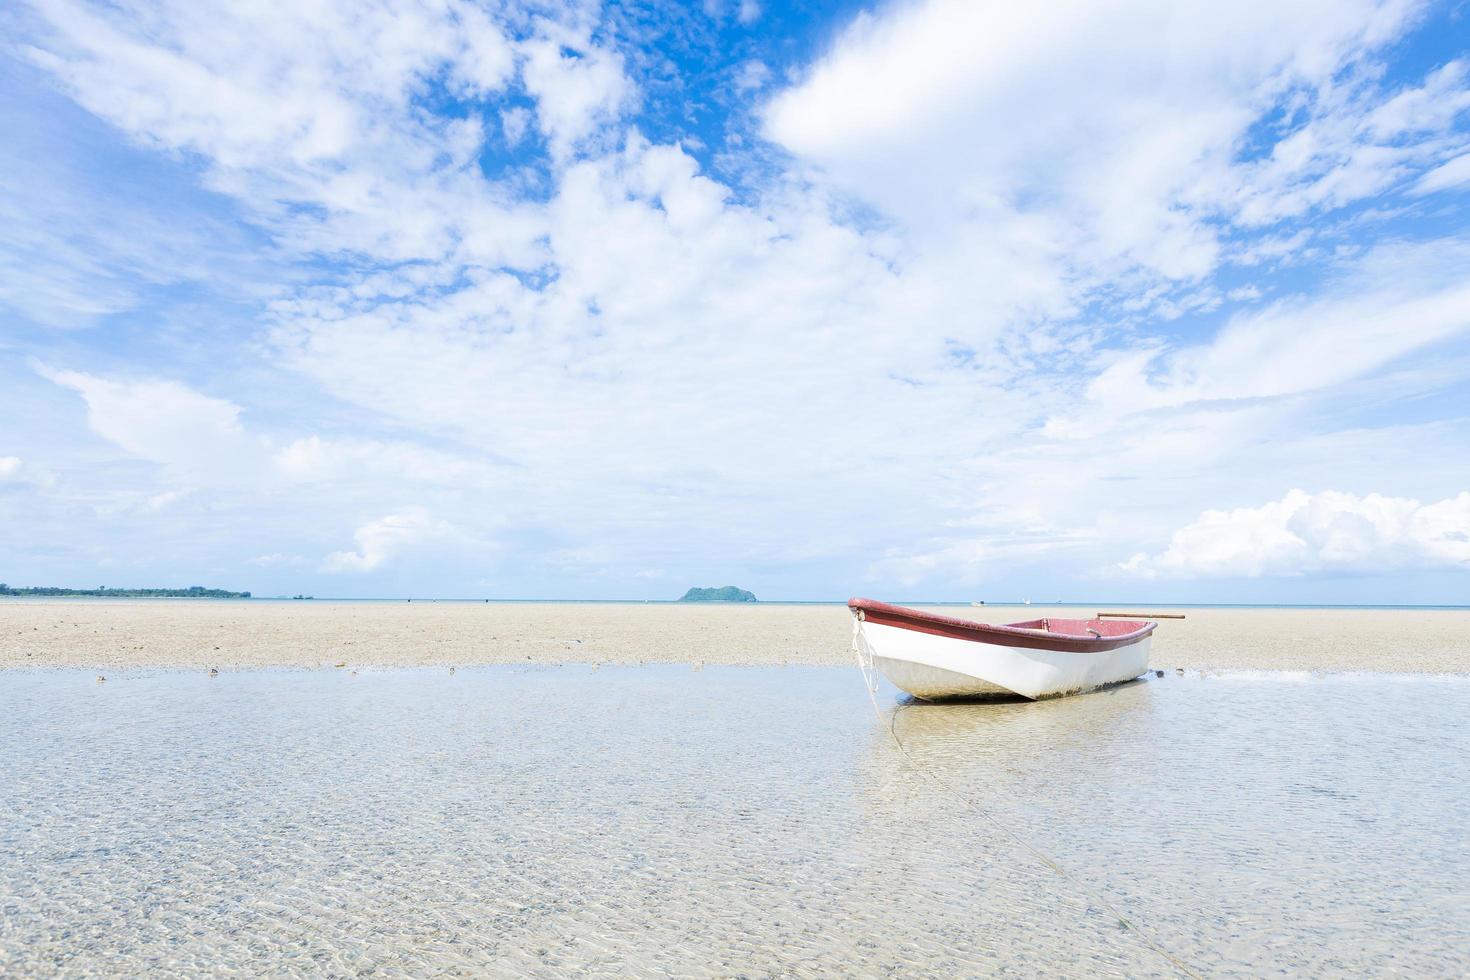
2 666 1467 976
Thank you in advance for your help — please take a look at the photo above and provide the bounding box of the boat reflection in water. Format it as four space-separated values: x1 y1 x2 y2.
855 673 1470 976
848 680 1170 972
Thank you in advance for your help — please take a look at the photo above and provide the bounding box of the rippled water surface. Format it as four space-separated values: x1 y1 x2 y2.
2 667 1467 977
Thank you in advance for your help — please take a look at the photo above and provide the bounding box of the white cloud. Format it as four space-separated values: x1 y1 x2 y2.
870 526 1102 589
501 106 531 147
734 60 769 94
1414 152 1470 195
1363 59 1470 136
35 365 262 478
272 435 505 486
1226 60 1470 226
321 507 453 572
25 0 539 267
247 553 306 567
0 455 58 492
1043 239 1470 438
269 135 920 491
763 0 1464 300
9 0 1470 600
519 21 631 160
144 488 193 511
34 363 512 496
0 70 268 330
26 0 514 167
1122 489 1470 577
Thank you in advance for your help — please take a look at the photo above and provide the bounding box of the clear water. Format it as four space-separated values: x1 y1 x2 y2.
2 667 1466 977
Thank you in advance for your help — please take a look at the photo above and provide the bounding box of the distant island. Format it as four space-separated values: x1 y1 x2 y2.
0 584 251 598
678 586 757 602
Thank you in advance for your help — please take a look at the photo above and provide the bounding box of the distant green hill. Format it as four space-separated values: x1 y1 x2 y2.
0 584 251 598
678 586 757 602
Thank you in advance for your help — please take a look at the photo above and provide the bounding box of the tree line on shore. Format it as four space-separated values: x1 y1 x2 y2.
0 584 251 598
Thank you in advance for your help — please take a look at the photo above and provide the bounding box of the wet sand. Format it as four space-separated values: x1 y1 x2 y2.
2 599 1468 673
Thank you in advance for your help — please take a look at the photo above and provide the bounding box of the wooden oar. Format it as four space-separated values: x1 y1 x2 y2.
1095 612 1187 619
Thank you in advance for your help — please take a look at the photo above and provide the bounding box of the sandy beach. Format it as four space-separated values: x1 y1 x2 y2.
3 599 1468 673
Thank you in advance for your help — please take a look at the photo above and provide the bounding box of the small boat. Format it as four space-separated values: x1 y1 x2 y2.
849 598 1157 701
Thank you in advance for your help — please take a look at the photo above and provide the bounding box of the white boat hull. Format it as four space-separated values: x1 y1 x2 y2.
861 620 1151 701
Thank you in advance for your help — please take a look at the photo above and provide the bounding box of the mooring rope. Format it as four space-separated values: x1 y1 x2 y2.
850 611 1201 980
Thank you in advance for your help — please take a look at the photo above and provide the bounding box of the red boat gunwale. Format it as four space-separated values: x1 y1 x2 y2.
848 598 1155 653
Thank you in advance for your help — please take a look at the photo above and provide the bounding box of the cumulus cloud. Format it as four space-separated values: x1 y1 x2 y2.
25 0 514 170
35 365 263 479
8 0 1470 598
269 136 923 492
520 21 631 159
321 507 453 572
1121 490 1470 577
763 0 1466 299
0 457 22 481
34 365 510 514
24 0 539 267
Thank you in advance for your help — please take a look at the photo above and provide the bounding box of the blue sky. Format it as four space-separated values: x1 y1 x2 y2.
2 0 1469 601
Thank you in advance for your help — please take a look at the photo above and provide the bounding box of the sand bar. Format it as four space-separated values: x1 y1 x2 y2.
3 599 1468 673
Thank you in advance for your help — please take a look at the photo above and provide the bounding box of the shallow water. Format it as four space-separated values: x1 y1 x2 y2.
1 667 1467 977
